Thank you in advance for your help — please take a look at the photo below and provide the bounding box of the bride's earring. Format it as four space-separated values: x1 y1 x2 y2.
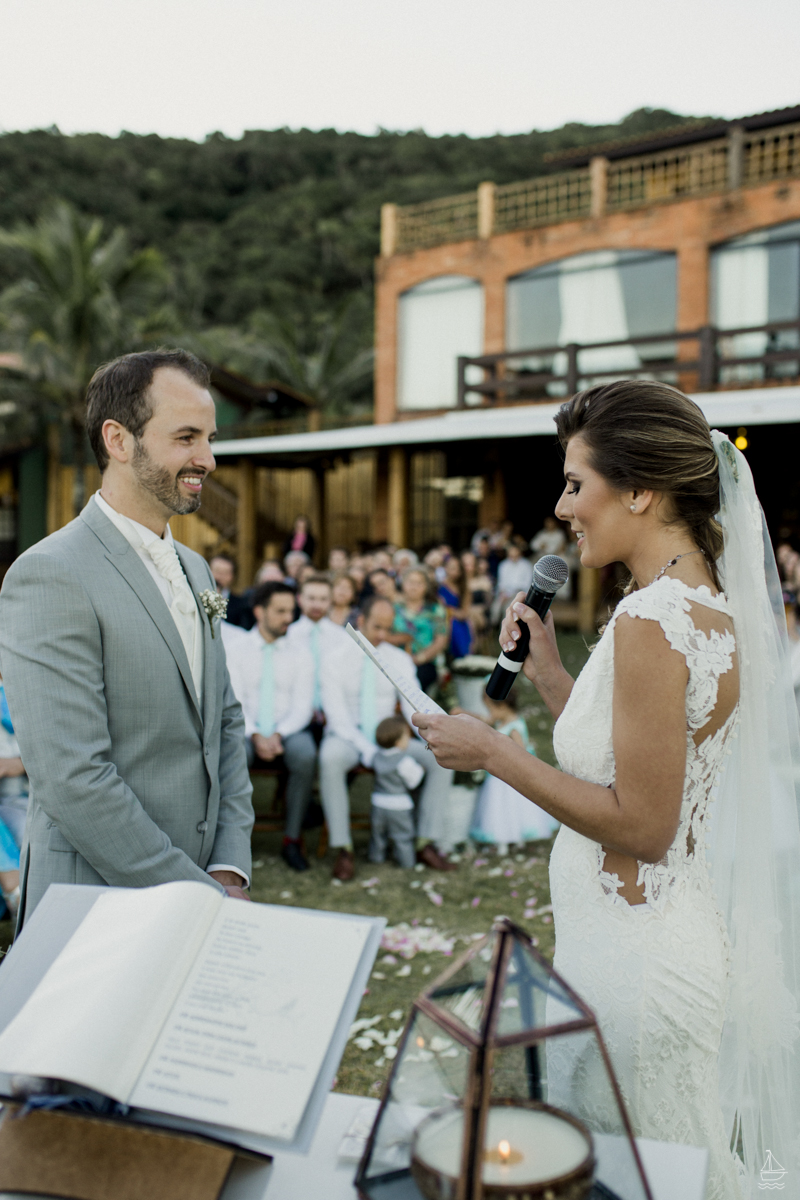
630 505 637 512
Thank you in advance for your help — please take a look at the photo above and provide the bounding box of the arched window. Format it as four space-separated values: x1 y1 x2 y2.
506 250 677 389
711 220 800 382
397 276 484 411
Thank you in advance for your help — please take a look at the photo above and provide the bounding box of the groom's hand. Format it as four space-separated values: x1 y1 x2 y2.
210 869 252 901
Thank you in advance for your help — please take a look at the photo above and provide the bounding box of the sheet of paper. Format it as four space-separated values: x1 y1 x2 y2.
129 904 372 1141
345 624 446 716
0 881 221 1101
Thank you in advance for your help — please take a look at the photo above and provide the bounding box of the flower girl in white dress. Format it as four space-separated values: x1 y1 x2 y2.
467 690 559 852
414 381 800 1200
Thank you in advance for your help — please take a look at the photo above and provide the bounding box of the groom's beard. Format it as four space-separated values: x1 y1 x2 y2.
132 440 204 515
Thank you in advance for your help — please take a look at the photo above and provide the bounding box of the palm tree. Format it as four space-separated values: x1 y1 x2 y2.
0 201 173 457
194 298 374 420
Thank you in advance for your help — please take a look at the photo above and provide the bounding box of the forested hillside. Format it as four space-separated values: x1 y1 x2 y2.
0 109 703 336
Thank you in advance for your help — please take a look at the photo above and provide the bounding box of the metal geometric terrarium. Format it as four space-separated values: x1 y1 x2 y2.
356 918 653 1200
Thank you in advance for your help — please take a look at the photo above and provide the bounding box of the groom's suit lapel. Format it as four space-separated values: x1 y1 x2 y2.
80 499 203 725
175 543 217 736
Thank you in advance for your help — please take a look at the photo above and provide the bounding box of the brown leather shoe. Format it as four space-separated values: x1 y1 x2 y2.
416 844 457 872
333 848 356 881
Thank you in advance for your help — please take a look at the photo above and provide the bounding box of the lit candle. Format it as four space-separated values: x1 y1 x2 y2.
411 1104 593 1196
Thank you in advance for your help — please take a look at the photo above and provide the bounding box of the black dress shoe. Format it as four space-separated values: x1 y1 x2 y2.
282 841 310 872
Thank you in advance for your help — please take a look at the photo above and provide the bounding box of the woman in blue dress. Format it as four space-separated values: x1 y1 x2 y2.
438 556 473 659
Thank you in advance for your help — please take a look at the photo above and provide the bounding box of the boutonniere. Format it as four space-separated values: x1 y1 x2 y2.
199 589 227 638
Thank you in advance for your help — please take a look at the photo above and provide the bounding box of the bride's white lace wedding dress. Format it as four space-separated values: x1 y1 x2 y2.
547 575 743 1200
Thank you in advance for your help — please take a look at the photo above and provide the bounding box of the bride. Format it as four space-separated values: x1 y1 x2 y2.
414 381 800 1199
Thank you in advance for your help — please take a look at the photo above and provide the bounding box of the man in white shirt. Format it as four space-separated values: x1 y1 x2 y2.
225 581 316 872
319 595 454 881
285 574 348 730
492 539 534 623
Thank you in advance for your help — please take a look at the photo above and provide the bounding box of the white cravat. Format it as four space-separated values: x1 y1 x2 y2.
143 539 204 705
94 493 204 705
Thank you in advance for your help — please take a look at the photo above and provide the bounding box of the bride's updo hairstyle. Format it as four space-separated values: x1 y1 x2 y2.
555 380 723 589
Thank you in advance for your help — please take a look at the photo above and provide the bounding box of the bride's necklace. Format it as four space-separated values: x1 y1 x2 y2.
651 549 703 586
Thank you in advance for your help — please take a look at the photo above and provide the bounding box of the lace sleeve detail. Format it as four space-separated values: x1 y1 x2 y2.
611 579 736 732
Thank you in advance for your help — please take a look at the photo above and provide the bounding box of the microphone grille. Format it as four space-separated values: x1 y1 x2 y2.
534 554 569 592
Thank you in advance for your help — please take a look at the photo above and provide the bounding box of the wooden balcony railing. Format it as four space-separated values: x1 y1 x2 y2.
455 320 800 406
381 120 800 255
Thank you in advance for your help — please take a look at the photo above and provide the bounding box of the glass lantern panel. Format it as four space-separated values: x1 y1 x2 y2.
427 937 494 1034
495 937 587 1037
540 1026 651 1200
361 1008 471 1194
490 1043 545 1103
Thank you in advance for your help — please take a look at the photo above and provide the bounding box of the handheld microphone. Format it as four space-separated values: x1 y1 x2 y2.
485 554 569 701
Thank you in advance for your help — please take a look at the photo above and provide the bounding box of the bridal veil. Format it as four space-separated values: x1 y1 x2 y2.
707 430 800 1191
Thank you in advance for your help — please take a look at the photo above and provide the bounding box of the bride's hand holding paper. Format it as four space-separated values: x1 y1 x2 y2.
412 710 502 772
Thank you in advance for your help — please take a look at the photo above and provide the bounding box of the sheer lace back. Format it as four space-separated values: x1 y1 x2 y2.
553 575 739 912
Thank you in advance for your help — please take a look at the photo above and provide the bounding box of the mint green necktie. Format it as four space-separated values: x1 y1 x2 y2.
257 641 275 736
311 622 322 710
359 657 378 744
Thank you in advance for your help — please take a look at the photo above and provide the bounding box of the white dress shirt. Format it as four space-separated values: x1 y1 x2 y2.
321 638 421 767
496 555 534 598
285 615 348 712
94 492 204 703
94 493 245 886
225 626 314 740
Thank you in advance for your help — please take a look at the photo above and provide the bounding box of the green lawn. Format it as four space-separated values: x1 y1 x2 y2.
1 632 592 1098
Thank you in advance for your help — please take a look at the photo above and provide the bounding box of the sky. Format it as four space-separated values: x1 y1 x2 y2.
1 0 799 141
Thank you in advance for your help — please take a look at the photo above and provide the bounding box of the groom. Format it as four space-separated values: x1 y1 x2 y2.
0 349 254 927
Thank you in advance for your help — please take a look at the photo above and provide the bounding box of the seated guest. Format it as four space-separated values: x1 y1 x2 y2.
283 550 310 586
393 548 418 574
368 716 424 870
329 572 359 627
438 556 473 659
285 574 347 731
348 557 368 599
328 546 350 573
210 552 254 630
530 515 566 561
367 567 399 604
0 674 28 919
491 537 533 624
225 582 315 872
297 563 317 588
389 567 448 694
465 553 493 635
320 595 455 881
255 559 285 584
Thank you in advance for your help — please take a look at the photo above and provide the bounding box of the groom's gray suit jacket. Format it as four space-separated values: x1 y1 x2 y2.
0 496 254 927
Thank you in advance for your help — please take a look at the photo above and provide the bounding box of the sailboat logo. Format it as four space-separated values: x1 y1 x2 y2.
758 1150 787 1190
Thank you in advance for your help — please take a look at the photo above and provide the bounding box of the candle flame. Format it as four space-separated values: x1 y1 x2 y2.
498 1140 511 1163
416 1036 425 1048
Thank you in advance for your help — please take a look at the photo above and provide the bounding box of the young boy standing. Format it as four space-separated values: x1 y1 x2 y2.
369 717 424 869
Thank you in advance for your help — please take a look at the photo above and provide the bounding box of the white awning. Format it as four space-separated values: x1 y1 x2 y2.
213 385 800 459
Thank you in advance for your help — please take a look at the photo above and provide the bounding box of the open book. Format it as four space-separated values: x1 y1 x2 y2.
0 882 383 1154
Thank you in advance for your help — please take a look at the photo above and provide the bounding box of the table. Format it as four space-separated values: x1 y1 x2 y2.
220 1093 709 1200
